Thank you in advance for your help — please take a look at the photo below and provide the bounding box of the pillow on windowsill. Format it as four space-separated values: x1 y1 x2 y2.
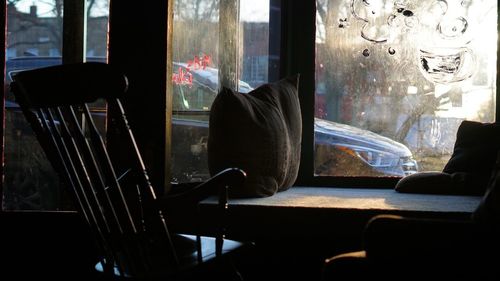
207 75 301 198
395 171 479 195
396 121 500 196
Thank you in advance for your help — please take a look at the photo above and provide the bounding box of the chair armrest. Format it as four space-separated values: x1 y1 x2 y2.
157 168 246 209
157 168 246 257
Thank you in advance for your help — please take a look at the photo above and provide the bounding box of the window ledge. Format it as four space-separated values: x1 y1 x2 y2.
198 187 482 240
202 186 481 213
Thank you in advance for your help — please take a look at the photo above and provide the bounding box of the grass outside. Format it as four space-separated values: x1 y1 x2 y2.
414 153 451 172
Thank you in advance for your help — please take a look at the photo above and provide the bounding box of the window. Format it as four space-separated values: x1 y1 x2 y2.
171 0 277 183
314 0 497 179
3 0 109 210
3 0 498 208
169 0 498 187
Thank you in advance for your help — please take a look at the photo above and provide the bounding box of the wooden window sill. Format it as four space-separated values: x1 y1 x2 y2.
198 187 482 240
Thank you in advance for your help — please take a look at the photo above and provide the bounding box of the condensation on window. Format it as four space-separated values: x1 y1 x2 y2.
315 0 497 177
170 0 271 183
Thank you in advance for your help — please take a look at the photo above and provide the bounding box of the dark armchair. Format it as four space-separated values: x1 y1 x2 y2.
322 153 500 281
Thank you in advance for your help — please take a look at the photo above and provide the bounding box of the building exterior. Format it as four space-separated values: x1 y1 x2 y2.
6 3 108 59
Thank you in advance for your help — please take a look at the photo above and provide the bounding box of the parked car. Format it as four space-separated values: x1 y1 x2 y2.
168 60 419 180
5 56 418 186
314 118 418 177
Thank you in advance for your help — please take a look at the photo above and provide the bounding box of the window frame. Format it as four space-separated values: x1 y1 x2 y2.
281 1 401 188
2 0 500 210
1 0 5 211
280 0 500 188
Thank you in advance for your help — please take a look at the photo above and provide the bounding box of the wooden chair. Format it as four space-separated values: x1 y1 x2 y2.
10 62 249 280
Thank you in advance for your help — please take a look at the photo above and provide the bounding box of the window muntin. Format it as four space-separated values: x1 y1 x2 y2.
3 0 109 210
315 0 497 178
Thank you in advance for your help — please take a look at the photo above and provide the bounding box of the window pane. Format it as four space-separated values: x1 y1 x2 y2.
171 0 275 183
315 0 496 177
240 0 271 89
3 0 109 210
86 1 109 136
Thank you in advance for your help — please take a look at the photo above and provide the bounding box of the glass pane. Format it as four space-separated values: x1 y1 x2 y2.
171 0 275 183
3 0 109 210
86 1 109 135
240 0 271 89
315 0 496 177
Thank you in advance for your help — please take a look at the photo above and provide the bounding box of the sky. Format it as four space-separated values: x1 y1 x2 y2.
15 0 55 17
14 0 269 22
240 0 269 22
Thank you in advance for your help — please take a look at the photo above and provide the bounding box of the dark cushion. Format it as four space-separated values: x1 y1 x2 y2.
207 75 301 198
395 171 484 195
395 171 454 194
443 120 500 192
396 121 500 195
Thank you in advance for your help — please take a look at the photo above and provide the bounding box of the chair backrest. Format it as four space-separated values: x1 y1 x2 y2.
10 62 180 277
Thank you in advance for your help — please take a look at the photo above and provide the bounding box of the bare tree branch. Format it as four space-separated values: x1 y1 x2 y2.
394 96 441 142
87 0 96 16
7 0 22 5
